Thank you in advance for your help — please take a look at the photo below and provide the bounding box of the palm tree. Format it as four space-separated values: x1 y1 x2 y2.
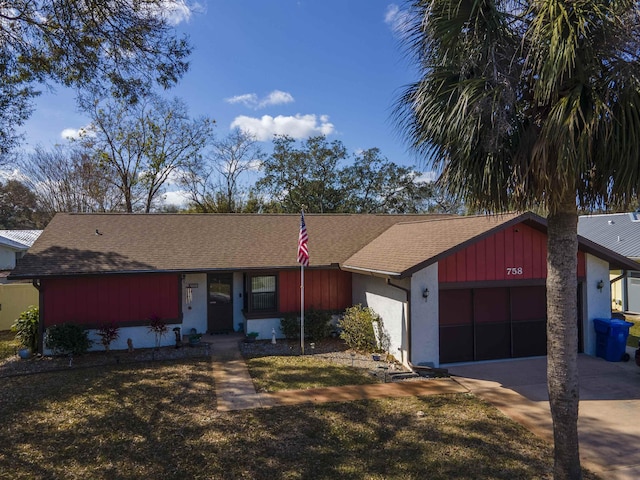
395 0 640 478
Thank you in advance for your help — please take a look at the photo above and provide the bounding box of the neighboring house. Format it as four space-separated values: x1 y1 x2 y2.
0 230 42 282
578 212 640 313
9 212 638 366
0 230 42 330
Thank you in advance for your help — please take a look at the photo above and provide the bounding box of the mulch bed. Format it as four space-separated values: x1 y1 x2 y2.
241 337 414 376
0 343 210 378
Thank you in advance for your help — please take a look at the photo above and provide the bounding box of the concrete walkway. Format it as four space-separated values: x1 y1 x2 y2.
208 335 640 478
207 334 467 412
447 349 640 480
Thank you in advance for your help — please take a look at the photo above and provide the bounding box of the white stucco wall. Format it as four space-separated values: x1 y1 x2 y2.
409 263 440 367
84 324 182 352
181 273 208 336
352 273 409 364
583 253 613 356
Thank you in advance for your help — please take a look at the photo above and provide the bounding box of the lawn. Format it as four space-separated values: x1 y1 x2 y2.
0 357 602 480
627 318 640 348
0 330 20 360
246 355 382 391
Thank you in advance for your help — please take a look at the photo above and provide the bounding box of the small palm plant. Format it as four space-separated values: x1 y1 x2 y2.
97 321 120 352
148 315 168 350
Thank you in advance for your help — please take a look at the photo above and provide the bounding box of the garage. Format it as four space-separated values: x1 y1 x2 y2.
439 285 547 363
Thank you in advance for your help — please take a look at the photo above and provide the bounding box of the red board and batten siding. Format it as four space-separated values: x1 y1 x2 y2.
279 269 351 313
41 274 180 327
438 222 586 283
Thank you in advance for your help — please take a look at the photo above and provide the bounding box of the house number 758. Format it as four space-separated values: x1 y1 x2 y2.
507 267 523 275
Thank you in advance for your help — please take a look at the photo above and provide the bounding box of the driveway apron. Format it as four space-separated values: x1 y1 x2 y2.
447 349 640 480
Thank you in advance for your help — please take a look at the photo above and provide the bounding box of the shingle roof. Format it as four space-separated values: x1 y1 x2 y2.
0 230 42 250
12 211 639 280
10 213 441 278
343 213 524 277
578 213 640 260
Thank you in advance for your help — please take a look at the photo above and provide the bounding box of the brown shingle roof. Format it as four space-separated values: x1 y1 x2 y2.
342 213 524 277
10 213 442 278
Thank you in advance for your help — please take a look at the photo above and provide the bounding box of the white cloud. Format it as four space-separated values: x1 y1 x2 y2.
384 4 411 38
415 171 438 183
225 90 295 110
162 189 190 207
148 1 202 25
60 126 95 140
230 114 335 141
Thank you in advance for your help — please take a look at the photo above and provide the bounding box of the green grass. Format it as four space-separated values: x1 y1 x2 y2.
0 357 602 480
0 330 20 360
627 319 640 348
246 355 381 392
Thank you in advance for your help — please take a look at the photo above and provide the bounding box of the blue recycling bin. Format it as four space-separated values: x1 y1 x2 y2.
593 318 633 362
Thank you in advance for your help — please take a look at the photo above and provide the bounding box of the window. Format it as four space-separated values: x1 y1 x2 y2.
248 274 277 312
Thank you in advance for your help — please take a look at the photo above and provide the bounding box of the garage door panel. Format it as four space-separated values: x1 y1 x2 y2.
512 320 546 357
439 285 547 363
439 326 474 363
475 322 511 360
439 289 472 326
474 287 509 323
512 286 546 321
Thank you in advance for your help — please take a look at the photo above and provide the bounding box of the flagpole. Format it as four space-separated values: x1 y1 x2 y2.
300 261 305 355
297 207 308 356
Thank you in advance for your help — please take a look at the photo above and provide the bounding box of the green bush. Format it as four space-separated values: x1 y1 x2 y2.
338 305 379 353
280 308 334 340
11 306 39 352
306 309 333 340
45 324 92 355
280 313 299 339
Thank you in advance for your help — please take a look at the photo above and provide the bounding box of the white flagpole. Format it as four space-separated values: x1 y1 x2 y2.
300 262 305 355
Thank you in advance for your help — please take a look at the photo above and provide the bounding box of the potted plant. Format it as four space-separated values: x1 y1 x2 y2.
11 306 39 359
245 331 259 343
188 328 202 346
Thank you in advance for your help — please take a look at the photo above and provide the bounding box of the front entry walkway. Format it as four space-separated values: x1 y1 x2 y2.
205 334 467 412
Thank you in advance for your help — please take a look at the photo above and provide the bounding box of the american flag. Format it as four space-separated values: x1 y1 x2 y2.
297 212 309 267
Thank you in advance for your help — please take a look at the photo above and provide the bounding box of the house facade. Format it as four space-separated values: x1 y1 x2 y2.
10 212 638 366
578 212 640 313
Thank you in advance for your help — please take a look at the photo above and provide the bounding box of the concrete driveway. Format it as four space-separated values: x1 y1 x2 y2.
446 349 640 479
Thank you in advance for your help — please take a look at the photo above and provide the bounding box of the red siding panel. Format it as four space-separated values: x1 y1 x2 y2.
42 274 180 327
437 222 590 284
278 269 352 313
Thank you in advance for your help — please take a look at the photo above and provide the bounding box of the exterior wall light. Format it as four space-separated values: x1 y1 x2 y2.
596 280 604 292
422 287 429 300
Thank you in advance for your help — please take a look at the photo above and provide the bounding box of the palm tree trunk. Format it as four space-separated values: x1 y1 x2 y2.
546 194 582 480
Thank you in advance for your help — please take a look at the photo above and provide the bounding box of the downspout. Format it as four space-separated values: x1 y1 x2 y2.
32 279 42 354
386 279 411 366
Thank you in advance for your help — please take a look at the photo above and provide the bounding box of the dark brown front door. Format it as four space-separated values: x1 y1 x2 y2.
207 273 233 334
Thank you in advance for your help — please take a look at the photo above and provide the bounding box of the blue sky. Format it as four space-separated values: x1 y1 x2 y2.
18 1 425 202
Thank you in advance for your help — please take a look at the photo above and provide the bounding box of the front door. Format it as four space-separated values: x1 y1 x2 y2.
207 273 233 334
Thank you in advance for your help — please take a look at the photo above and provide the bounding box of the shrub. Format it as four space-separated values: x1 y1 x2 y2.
338 305 379 353
45 324 92 355
280 308 334 341
280 313 299 339
96 321 120 352
11 306 39 352
306 308 333 340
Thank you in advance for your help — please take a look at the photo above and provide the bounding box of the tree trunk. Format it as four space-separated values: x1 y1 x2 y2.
546 195 582 480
